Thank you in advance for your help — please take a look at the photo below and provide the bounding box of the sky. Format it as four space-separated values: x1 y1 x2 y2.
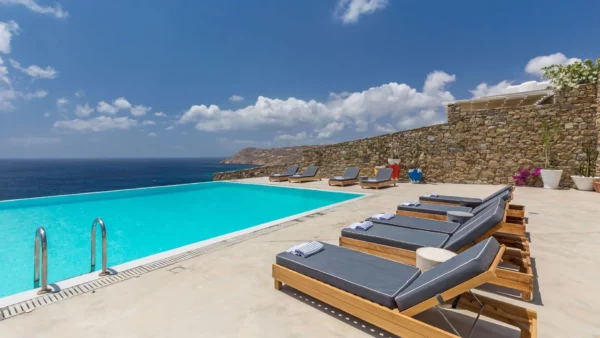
0 0 598 158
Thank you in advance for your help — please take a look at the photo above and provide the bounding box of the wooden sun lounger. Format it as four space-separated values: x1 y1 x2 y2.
288 176 321 183
273 245 537 337
269 176 292 182
360 180 396 189
339 222 534 301
328 178 359 186
397 198 527 237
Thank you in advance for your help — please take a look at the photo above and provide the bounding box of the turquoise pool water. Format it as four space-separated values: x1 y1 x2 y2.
0 182 361 298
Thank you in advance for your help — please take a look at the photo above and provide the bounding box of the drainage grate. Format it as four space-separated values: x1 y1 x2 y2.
0 205 343 321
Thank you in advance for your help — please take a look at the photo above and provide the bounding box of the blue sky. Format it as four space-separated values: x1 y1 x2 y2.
0 0 598 158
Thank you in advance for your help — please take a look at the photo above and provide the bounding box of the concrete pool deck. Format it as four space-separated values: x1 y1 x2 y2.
0 178 599 337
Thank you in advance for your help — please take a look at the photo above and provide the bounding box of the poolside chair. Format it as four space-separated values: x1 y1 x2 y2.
398 191 526 236
340 200 534 300
273 238 537 337
419 185 525 218
328 167 360 187
359 168 395 189
269 165 299 182
288 166 320 183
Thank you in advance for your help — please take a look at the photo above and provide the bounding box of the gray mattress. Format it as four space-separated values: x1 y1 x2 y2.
276 242 421 308
367 215 461 235
397 203 473 215
342 224 449 251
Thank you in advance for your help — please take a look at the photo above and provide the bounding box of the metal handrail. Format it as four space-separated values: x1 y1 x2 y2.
91 218 109 276
34 227 51 294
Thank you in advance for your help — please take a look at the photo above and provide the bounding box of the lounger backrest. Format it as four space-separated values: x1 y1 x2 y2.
344 167 360 179
375 168 392 181
482 185 512 203
285 165 299 176
471 191 510 214
442 199 505 252
394 237 500 311
304 166 319 177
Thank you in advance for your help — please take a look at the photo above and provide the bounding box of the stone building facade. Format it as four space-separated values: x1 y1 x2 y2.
215 83 600 188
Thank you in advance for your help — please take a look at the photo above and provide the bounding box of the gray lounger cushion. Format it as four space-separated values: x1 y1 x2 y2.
397 203 472 216
470 191 511 214
342 224 449 251
330 167 360 181
276 242 421 308
394 237 500 311
442 199 505 252
270 165 299 178
367 215 461 235
362 168 393 183
419 185 512 206
299 166 318 178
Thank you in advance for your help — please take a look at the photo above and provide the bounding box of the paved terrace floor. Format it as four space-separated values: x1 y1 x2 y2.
1 179 599 338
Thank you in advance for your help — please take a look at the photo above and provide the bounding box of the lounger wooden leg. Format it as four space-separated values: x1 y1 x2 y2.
274 279 283 290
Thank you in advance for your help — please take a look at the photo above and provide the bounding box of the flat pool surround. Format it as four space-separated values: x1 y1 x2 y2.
0 182 362 299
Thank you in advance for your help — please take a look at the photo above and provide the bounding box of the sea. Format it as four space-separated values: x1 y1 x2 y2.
0 158 258 201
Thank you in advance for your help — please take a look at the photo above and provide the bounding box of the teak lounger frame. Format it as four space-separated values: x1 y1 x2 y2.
339 222 534 301
397 199 527 237
328 178 359 186
273 245 537 338
269 176 292 182
288 176 321 183
360 180 396 190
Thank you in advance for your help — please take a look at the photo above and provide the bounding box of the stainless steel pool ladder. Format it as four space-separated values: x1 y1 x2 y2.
91 218 110 276
34 227 51 294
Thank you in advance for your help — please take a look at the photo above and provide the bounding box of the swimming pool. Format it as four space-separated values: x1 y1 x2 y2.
0 182 362 299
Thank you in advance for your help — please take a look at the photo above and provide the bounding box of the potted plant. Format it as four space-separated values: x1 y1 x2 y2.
388 140 401 165
539 121 562 189
593 178 600 193
571 142 599 191
407 142 423 183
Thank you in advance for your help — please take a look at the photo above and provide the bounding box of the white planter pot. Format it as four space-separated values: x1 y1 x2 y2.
540 169 563 189
571 175 598 191
388 159 401 165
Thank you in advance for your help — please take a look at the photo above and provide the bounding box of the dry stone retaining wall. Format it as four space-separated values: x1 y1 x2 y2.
215 83 600 188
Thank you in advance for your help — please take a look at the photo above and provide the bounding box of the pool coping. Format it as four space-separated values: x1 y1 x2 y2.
0 181 370 320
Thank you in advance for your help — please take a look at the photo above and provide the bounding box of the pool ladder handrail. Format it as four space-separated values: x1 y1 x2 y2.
91 218 110 276
34 227 51 294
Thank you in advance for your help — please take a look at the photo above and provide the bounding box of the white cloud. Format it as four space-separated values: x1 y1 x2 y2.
397 117 418 129
96 101 118 114
165 125 174 131
374 123 395 133
354 120 368 132
0 0 68 19
7 136 61 145
525 53 581 76
148 132 157 137
54 116 138 132
470 80 551 98
142 120 155 125
56 97 69 112
275 132 308 142
9 59 57 79
96 97 151 116
43 112 50 118
0 21 19 54
315 121 345 139
75 103 94 117
334 0 389 24
0 56 9 85
229 94 244 102
155 111 166 117
21 89 47 100
0 89 17 111
74 89 85 98
113 97 131 110
130 104 150 116
178 71 455 135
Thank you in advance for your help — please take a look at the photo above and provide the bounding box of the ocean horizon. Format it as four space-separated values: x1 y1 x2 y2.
0 158 258 201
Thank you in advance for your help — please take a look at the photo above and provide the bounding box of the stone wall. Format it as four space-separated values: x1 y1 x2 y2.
215 83 600 188
213 164 289 181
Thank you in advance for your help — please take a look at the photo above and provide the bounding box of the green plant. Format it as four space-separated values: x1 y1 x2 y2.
578 142 599 177
542 58 600 90
407 141 423 169
539 121 561 169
